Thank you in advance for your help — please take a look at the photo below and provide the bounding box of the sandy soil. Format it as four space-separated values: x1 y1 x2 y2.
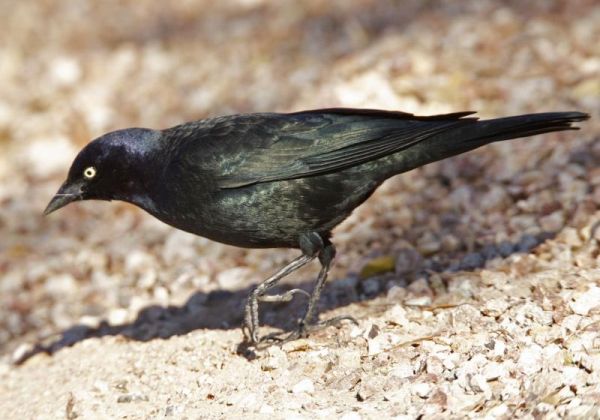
1 1 599 418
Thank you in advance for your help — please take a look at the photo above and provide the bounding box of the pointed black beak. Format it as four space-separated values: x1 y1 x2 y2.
44 181 83 215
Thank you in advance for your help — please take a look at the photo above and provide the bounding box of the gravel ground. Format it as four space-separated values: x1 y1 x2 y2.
1 0 599 418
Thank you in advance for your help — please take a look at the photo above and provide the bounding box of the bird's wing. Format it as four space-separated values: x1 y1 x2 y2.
174 109 478 189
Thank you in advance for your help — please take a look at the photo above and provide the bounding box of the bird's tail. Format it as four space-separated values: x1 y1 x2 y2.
384 111 589 178
400 112 589 173
454 112 589 148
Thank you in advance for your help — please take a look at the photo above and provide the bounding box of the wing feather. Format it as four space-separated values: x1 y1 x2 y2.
168 110 478 189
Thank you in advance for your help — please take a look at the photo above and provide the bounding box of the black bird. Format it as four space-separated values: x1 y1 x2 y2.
44 108 589 343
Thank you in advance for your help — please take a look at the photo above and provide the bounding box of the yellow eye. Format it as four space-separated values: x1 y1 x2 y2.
83 166 97 179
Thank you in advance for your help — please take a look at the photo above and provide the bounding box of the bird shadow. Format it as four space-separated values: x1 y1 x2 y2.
13 230 556 364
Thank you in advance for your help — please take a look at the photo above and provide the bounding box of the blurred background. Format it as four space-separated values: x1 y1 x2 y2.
1 0 598 358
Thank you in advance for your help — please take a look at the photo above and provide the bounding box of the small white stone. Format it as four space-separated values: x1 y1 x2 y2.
562 315 582 333
442 352 460 370
125 250 153 273
404 295 432 307
45 274 77 297
216 267 255 290
487 403 509 417
518 344 543 375
499 378 521 401
11 343 34 364
108 308 129 325
92 380 109 394
292 378 315 394
79 315 101 329
482 298 510 317
226 392 258 409
562 366 587 386
349 325 363 338
469 374 492 399
390 360 414 378
338 350 362 370
412 382 432 398
570 286 600 315
383 389 411 405
340 413 362 420
426 356 444 376
50 56 81 86
261 346 288 371
259 404 275 414
153 286 170 305
490 340 507 358
386 304 410 328
482 362 506 381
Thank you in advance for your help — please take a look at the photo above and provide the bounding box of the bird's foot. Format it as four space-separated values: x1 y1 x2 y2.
243 288 312 344
259 315 358 345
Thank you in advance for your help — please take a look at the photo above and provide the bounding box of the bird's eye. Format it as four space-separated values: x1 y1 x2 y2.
83 166 97 179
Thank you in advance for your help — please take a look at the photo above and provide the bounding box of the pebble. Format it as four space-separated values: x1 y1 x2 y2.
570 286 600 315
108 308 129 325
11 343 34 364
44 274 77 297
292 379 315 394
517 344 543 375
389 359 415 379
338 350 362 370
490 340 507 358
356 380 378 401
281 339 313 353
469 374 492 399
225 392 259 409
383 388 411 405
385 304 410 328
259 404 275 414
561 366 588 386
261 347 288 371
482 299 510 317
562 315 582 333
125 250 154 273
92 380 109 394
426 356 444 376
216 267 255 291
412 382 432 398
482 362 506 381
540 210 564 232
499 378 521 401
404 296 432 307
416 232 441 255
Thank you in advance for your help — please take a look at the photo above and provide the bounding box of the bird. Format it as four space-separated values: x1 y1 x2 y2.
44 108 589 344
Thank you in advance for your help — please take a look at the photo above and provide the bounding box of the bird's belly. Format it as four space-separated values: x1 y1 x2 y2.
157 174 380 249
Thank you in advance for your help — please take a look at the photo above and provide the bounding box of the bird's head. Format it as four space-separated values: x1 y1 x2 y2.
44 128 162 215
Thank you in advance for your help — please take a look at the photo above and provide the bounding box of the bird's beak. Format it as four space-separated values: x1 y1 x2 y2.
44 181 83 215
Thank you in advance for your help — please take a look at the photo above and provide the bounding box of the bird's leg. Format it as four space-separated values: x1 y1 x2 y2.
260 238 357 344
299 241 336 326
243 253 316 344
291 241 357 340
